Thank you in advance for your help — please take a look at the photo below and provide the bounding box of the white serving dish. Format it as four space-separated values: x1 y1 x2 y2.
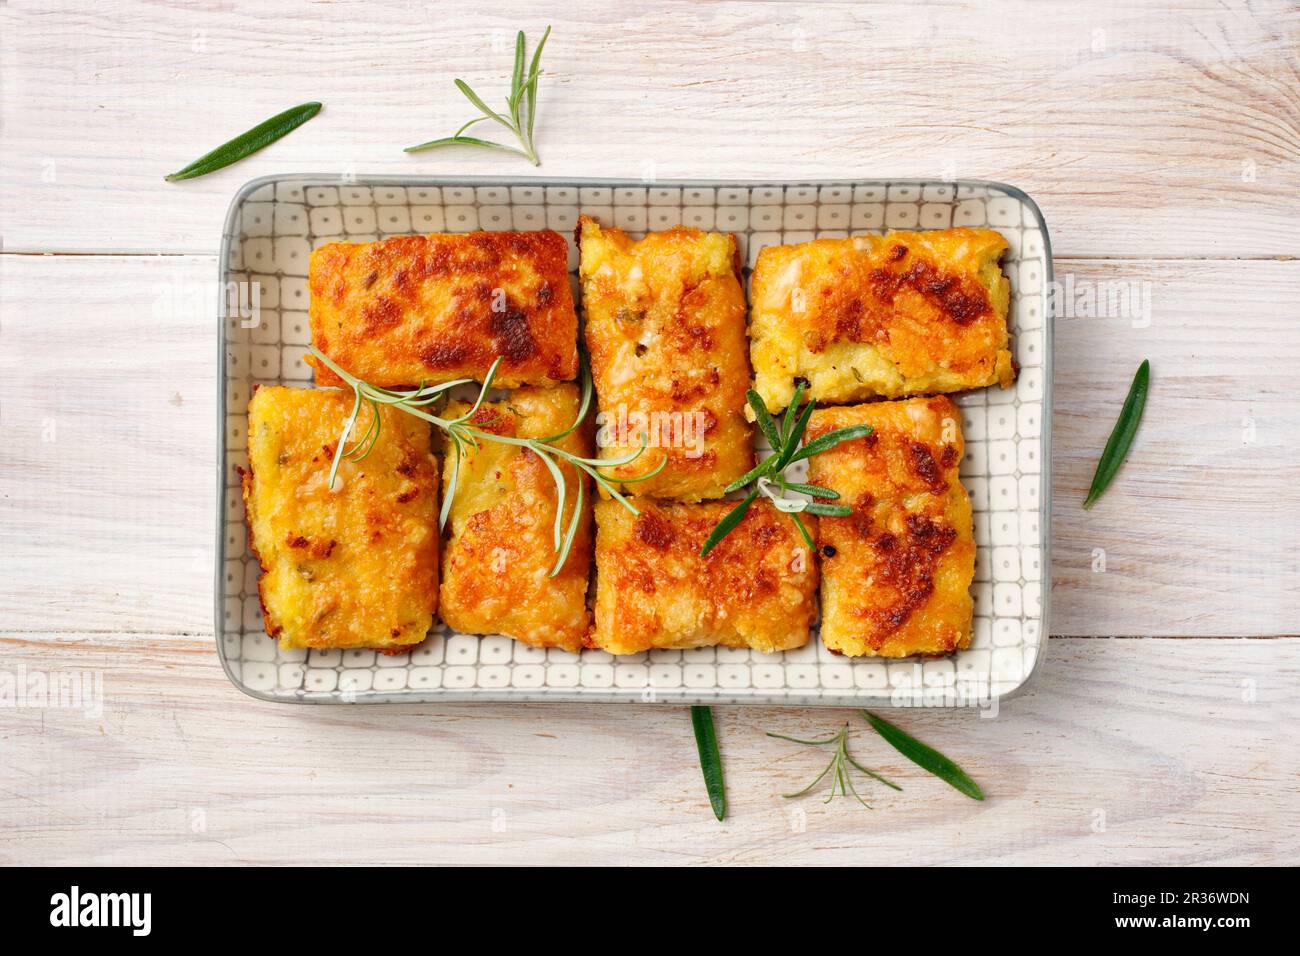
216 176 1053 708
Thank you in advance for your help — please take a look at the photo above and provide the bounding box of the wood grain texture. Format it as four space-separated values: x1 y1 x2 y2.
0 255 217 637
0 0 1297 257
2 0 1298 866
1 633 1296 865
1051 258 1300 635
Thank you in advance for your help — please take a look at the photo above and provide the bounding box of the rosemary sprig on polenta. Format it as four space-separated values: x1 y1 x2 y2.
308 346 663 576
699 384 869 556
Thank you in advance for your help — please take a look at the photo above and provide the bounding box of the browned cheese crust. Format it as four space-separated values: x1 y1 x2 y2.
439 385 594 652
750 228 1014 412
307 230 579 389
806 396 975 657
578 216 754 500
243 386 439 651
590 499 819 655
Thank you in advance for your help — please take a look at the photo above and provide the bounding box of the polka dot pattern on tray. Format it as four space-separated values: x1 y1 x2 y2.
219 178 1052 707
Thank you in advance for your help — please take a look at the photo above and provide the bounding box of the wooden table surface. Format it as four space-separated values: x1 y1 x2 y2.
2 0 1297 865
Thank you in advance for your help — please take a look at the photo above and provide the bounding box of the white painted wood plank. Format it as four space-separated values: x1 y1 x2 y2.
1 0 1297 257
0 254 219 635
3 254 1295 636
1050 259 1300 635
1 634 1295 865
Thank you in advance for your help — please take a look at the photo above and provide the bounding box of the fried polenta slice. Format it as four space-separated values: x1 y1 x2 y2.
307 230 579 389
750 228 1014 412
578 216 754 500
590 499 818 655
243 386 439 651
806 396 975 657
439 385 593 652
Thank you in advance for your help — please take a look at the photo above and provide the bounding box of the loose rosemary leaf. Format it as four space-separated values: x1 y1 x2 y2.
1083 359 1150 509
861 710 984 801
691 706 726 821
165 102 322 182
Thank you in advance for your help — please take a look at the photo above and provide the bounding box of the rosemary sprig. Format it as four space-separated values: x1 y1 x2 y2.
165 102 322 182
862 710 984 801
405 26 551 165
700 385 870 556
308 346 664 576
1083 359 1150 509
768 724 901 809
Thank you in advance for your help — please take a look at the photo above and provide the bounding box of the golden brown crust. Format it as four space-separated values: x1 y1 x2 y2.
750 228 1014 412
590 499 819 655
244 386 439 651
438 385 593 652
806 397 974 657
578 216 754 500
307 230 579 389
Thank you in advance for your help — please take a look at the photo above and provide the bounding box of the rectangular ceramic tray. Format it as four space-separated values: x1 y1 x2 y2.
216 176 1053 707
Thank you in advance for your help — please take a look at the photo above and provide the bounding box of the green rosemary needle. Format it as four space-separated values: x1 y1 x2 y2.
691 706 726 821
165 102 322 182
1083 359 1150 509
862 710 984 801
